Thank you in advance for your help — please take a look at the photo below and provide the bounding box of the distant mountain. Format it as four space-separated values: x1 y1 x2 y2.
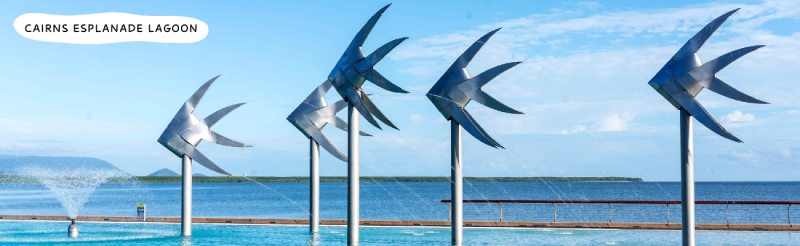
147 168 179 176
0 155 124 174
146 168 210 177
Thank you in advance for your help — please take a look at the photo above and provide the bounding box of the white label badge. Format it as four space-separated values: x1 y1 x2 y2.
14 12 208 44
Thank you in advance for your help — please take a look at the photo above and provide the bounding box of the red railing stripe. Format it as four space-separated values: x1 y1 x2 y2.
439 199 800 205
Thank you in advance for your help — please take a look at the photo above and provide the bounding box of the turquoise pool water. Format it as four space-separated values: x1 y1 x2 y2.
2 221 799 245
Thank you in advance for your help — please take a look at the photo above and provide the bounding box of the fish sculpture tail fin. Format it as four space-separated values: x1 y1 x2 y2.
673 92 742 143
204 130 251 147
698 76 768 104
451 109 504 149
315 99 371 135
686 45 766 104
314 99 346 120
203 103 246 128
177 143 232 176
362 69 408 93
352 37 409 94
309 129 348 162
361 92 399 130
688 45 763 81
354 37 408 73
458 62 523 114
346 89 382 129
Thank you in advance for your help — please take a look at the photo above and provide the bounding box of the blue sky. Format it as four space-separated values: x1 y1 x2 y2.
0 0 798 181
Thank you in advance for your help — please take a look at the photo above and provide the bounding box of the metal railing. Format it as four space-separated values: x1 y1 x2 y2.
441 199 799 224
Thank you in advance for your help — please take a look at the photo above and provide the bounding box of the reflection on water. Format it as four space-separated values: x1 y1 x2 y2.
0 221 177 243
307 232 320 246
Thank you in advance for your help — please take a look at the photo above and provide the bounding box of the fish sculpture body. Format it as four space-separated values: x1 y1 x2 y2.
157 75 251 176
427 28 523 149
327 4 408 130
648 9 767 143
287 81 371 162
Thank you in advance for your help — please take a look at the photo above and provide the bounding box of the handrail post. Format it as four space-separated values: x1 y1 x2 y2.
667 203 670 224
448 202 452 222
498 203 503 222
439 199 799 228
726 203 729 225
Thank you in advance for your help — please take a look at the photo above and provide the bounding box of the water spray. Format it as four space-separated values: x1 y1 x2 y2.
68 218 78 238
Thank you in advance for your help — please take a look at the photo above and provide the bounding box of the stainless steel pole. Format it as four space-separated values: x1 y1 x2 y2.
451 120 463 245
680 109 695 246
347 104 360 245
310 139 320 234
181 155 192 236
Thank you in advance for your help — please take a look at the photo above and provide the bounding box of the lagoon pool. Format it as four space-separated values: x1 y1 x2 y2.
2 221 799 245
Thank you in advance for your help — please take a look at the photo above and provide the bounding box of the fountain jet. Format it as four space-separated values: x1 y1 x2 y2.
427 28 523 245
647 9 767 246
287 80 370 233
325 4 408 244
157 75 251 236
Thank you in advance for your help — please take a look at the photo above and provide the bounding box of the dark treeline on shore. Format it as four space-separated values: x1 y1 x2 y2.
132 176 643 183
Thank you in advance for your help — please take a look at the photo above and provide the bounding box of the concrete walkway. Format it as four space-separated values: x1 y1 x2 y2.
2 214 797 231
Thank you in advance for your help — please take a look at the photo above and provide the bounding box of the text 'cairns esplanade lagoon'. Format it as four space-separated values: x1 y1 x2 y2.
2 1 800 245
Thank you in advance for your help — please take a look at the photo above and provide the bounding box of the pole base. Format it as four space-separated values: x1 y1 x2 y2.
68 219 78 238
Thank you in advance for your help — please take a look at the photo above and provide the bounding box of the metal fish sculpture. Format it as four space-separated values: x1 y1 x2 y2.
648 8 767 142
287 80 371 162
327 3 408 130
427 28 523 148
157 75 251 175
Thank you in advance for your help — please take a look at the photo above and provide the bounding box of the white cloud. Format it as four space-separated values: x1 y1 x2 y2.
547 38 571 49
595 113 634 132
560 125 586 134
577 2 603 11
410 114 425 122
0 117 156 137
779 147 793 158
721 110 755 123
730 150 757 160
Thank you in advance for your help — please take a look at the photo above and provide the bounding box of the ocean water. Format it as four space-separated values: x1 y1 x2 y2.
2 181 798 224
2 181 800 245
